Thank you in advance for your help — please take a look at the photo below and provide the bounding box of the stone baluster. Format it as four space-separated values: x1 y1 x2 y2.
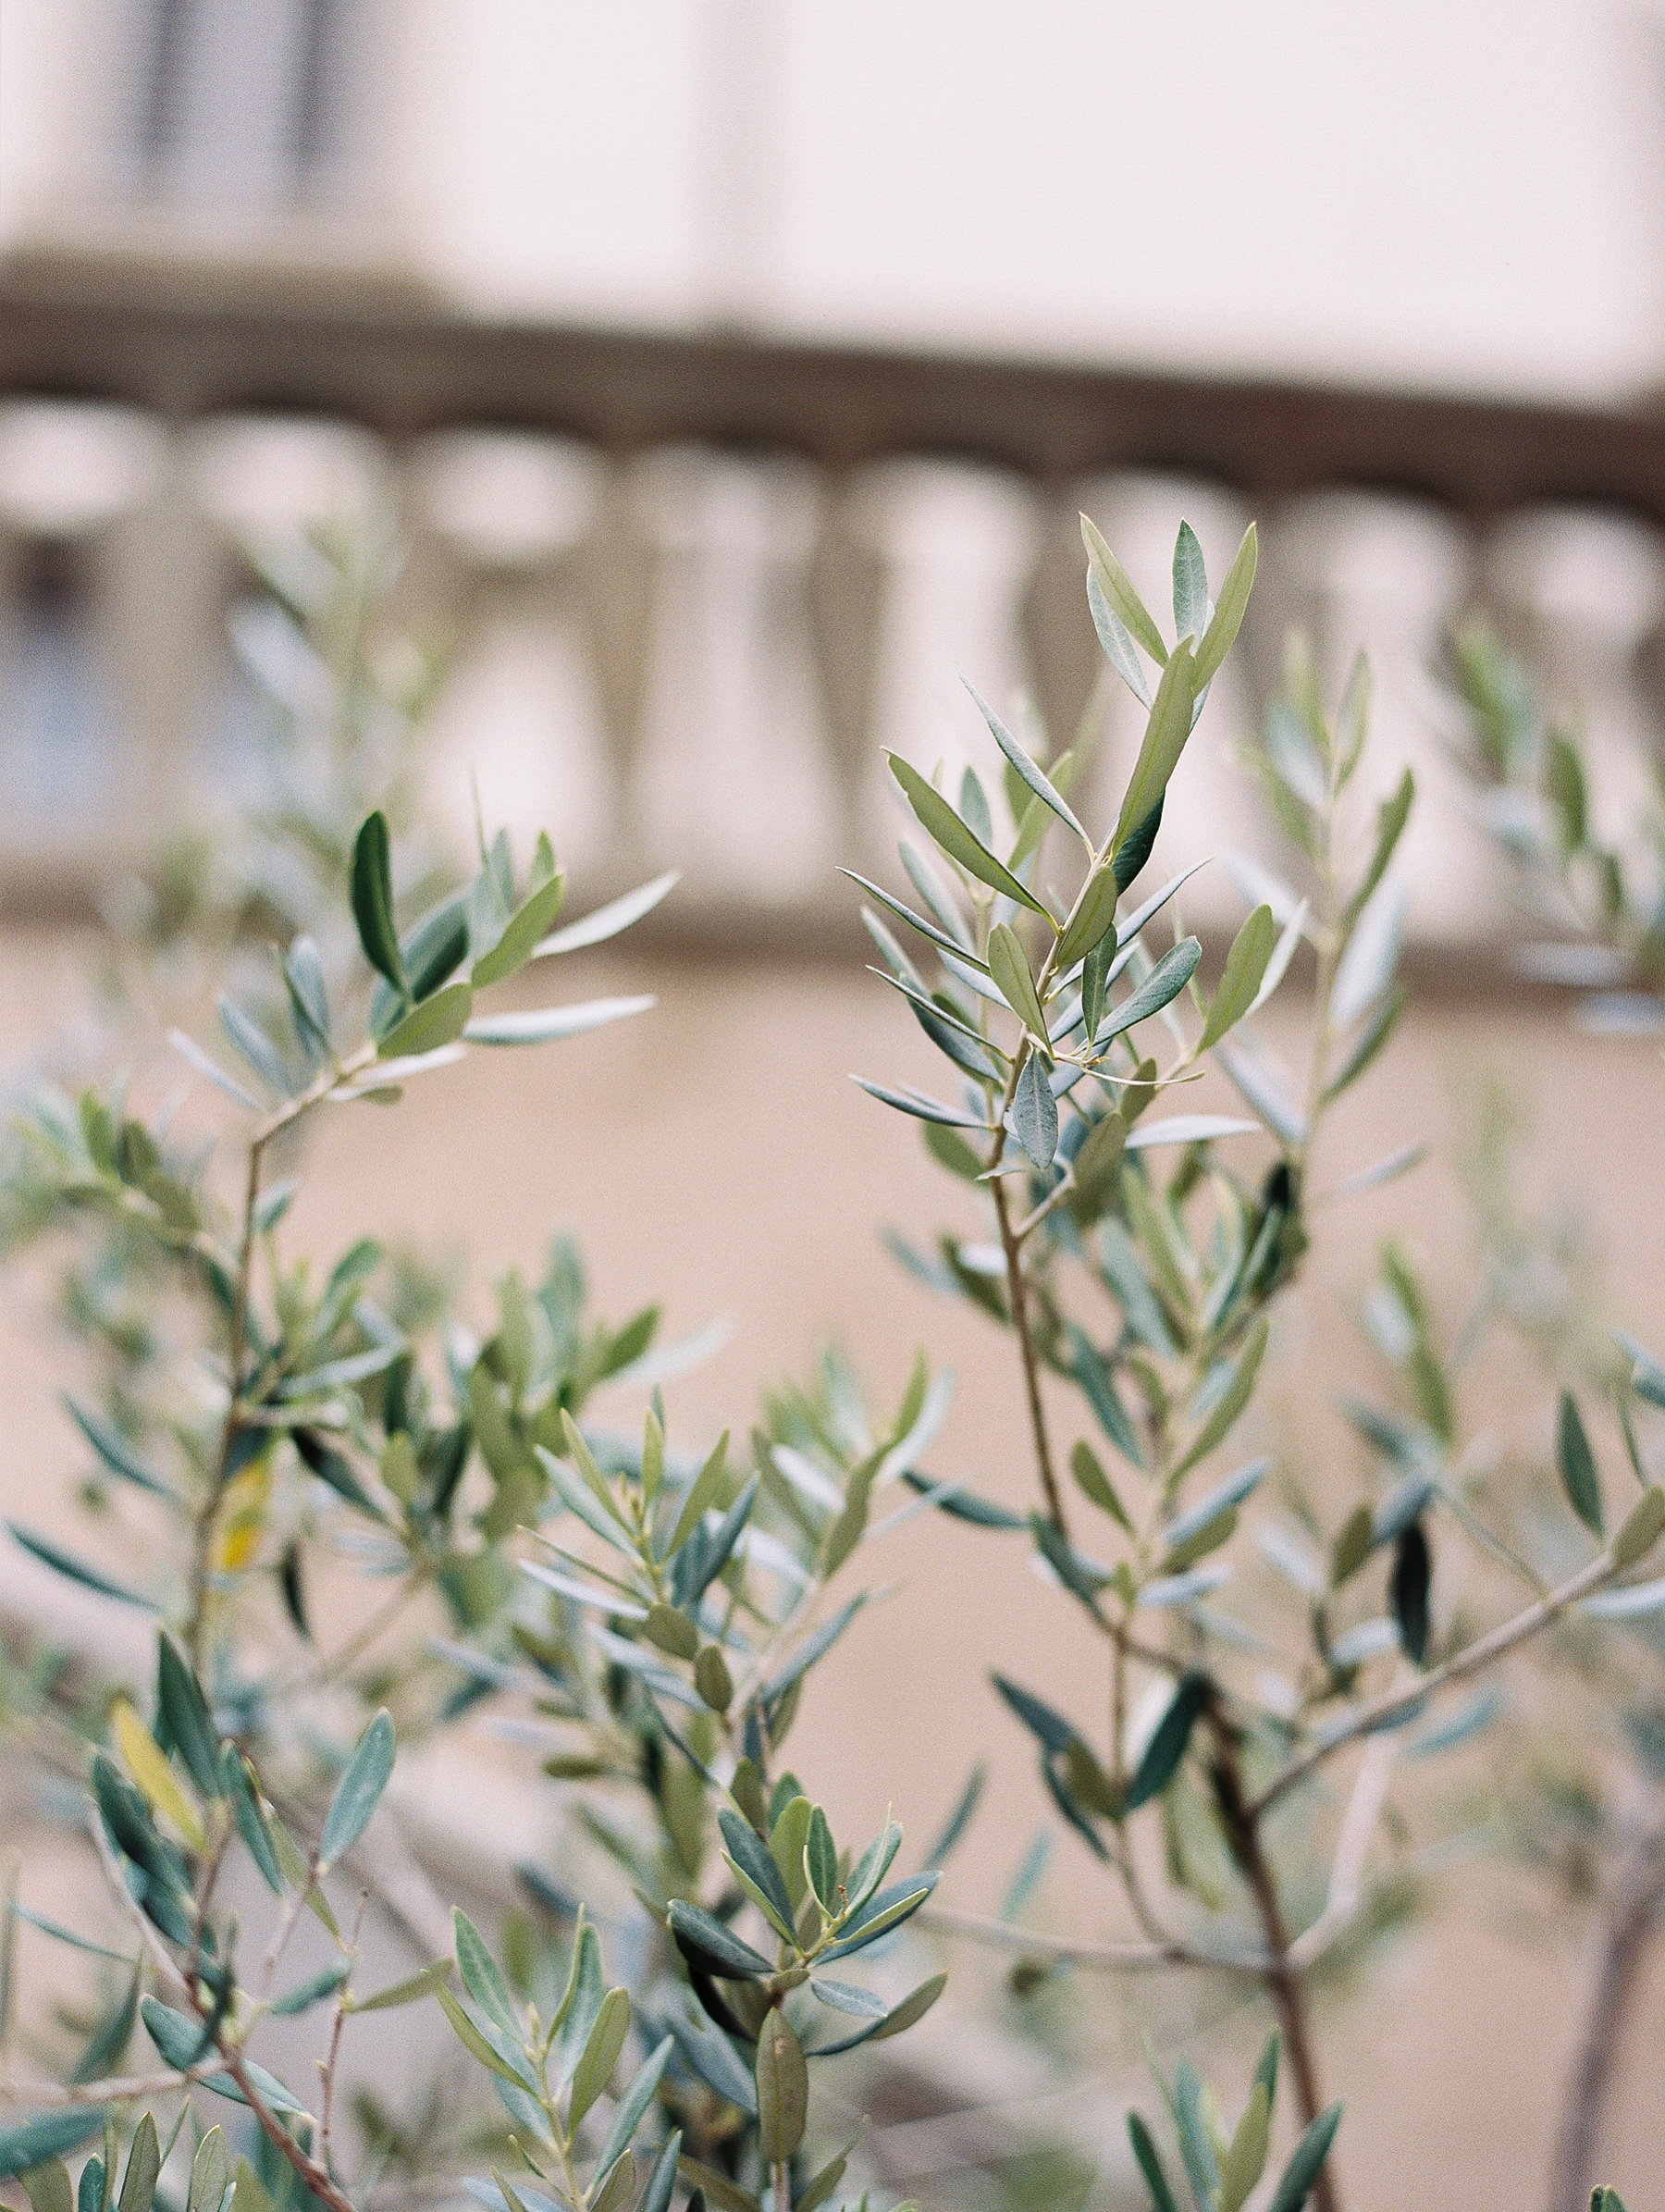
409 428 613 879
627 446 837 907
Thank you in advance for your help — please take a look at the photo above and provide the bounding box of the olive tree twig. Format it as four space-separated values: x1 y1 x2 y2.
1251 1544 1635 1822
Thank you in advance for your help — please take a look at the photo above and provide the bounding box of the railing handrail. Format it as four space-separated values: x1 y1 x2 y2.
3 245 1665 517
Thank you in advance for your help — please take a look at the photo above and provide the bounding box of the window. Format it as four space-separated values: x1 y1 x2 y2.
126 0 363 212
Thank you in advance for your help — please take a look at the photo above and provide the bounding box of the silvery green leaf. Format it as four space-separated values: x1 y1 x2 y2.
820 1871 938 1959
635 2133 683 2212
1137 1564 1231 1608
1127 2113 1182 2212
761 1592 869 1704
462 2181 561 2212
142 2000 310 2115
1166 1458 1268 1549
0 2112 107 2183
278 1341 405 1398
472 873 568 988
718 1808 796 1930
992 1673 1075 1753
282 934 331 1057
464 995 654 1046
534 871 678 956
270 1959 351 2017
1112 641 1197 852
1263 702 1328 811
522 1565 646 1619
7 1524 154 1607
1171 522 1209 643
1111 859 1212 954
852 1076 988 1130
453 1909 519 2039
1223 851 1305 931
1081 515 1167 664
772 1446 843 1512
806 1971 945 2055
1323 1143 1427 1202
1324 985 1404 1106
1194 523 1258 687
888 755 1051 917
863 906 926 990
1095 937 1200 1044
397 893 471 1006
1214 1036 1307 1148
899 839 974 946
870 966 1006 1070
660 2002 758 2112
1009 1052 1058 1168
9 1907 129 1963
876 1366 955 1482
1200 904 1276 1048
1264 2103 1342 2212
333 1044 464 1097
63 1398 173 1499
1257 1523 1324 1594
957 764 993 846
1330 877 1405 1027
592 2036 673 2178
217 998 293 1097
844 871 988 970
966 676 1089 847
987 921 1049 1038
166 1029 261 1114
351 1959 454 2013
1618 1332 1665 1411
602 1316 733 1392
1124 1116 1256 1151
1328 1616 1399 1667
1584 1576 1665 1618
665 1899 772 1980
1342 766 1413 932
1249 901 1308 1016
1557 1390 1604 1539
376 980 473 1059
1095 1230 1178 1360
1407 1687 1502 1756
1123 1673 1210 1810
1087 571 1153 707
319 1709 394 1866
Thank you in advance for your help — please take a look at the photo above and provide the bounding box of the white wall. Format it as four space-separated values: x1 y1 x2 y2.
2 1 1663 394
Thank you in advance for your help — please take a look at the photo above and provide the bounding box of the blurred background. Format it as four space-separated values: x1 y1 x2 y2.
5 4 1665 2206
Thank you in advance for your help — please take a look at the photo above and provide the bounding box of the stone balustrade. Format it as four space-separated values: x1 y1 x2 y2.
2 261 1663 959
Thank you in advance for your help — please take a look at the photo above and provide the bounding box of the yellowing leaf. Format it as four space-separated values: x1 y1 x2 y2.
112 1699 204 1850
213 1455 272 1574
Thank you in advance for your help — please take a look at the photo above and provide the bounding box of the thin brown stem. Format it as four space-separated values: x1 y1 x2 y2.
185 1044 375 1671
1210 1721 1341 2212
259 1850 320 1997
221 2045 357 2212
319 1894 367 2183
1545 1805 1665 2212
89 1810 353 2210
1252 1543 1628 1821
0 2064 220 2106
921 1906 1263 1974
188 1138 264 1672
991 1166 1067 1535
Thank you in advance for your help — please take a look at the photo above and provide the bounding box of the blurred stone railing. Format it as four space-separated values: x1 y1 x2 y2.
2 249 1664 959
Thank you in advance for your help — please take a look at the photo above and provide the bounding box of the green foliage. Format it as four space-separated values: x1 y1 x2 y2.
4 506 1663 2212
